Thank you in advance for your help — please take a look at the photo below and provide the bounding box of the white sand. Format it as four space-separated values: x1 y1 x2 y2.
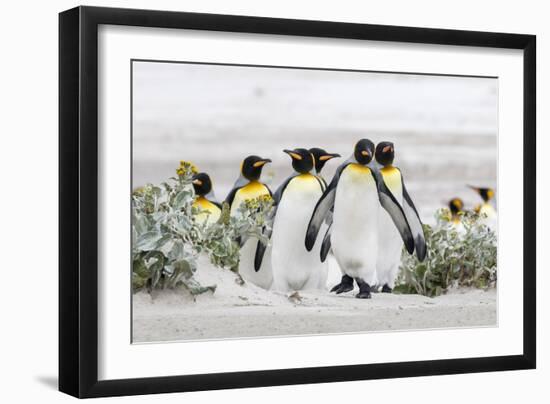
132 258 496 343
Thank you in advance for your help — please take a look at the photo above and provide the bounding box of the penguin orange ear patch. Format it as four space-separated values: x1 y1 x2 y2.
319 155 333 161
288 152 302 160
361 150 370 157
383 145 393 153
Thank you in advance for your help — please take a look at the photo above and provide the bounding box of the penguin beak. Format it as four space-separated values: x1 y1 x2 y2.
319 153 341 161
283 149 302 160
467 185 480 194
192 179 202 186
253 158 272 168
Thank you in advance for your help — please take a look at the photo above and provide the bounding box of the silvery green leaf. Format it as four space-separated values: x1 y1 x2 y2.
173 189 193 209
136 231 163 251
155 233 173 251
171 259 194 280
167 239 185 261
180 277 216 295
133 214 151 235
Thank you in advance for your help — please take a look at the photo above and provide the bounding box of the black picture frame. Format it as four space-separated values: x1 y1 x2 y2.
59 5 536 399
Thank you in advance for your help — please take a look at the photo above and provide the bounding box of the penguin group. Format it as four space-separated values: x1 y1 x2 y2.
188 139 427 299
446 185 497 233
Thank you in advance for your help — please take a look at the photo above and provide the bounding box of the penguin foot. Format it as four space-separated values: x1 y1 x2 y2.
234 274 245 286
330 275 354 294
381 284 393 293
355 278 372 299
288 291 303 304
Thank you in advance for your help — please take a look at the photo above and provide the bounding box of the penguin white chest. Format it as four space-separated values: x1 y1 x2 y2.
331 164 379 282
377 167 405 287
271 175 325 291
230 181 273 290
479 203 497 232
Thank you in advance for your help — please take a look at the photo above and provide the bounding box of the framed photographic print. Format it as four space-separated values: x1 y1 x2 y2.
59 6 536 398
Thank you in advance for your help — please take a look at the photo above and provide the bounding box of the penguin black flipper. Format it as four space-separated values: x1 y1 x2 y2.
370 169 415 255
305 163 348 251
254 174 296 271
224 186 241 206
320 222 332 262
400 172 427 261
317 176 328 192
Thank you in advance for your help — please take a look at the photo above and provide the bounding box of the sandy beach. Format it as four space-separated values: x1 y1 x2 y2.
132 259 496 343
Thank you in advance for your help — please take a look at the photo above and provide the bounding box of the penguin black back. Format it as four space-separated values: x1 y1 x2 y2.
354 139 375 165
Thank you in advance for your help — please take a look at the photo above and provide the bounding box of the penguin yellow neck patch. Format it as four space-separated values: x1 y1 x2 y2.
193 196 219 213
238 181 270 199
348 163 371 174
287 173 322 193
380 166 402 193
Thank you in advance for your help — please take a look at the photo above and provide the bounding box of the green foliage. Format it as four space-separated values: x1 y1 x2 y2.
394 209 497 297
132 161 274 295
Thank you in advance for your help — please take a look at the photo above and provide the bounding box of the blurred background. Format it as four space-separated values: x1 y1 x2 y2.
132 61 497 223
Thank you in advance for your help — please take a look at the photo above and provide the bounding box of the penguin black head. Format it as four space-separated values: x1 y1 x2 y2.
354 139 375 165
308 148 341 174
375 141 395 167
241 155 272 181
449 197 464 216
283 148 314 174
192 172 213 196
468 185 495 203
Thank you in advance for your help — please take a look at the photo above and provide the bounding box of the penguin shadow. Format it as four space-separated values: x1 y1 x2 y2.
35 375 58 390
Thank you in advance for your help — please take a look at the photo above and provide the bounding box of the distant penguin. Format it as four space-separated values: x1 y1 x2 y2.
305 139 421 299
225 155 273 289
469 185 497 231
191 173 222 225
448 197 466 234
374 142 426 293
308 147 341 288
255 149 327 292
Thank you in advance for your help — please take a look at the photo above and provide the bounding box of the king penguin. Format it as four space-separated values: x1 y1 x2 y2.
309 148 341 188
448 197 466 234
225 155 273 289
374 142 427 293
308 148 341 288
468 185 497 231
191 172 222 225
305 139 418 299
256 149 327 292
